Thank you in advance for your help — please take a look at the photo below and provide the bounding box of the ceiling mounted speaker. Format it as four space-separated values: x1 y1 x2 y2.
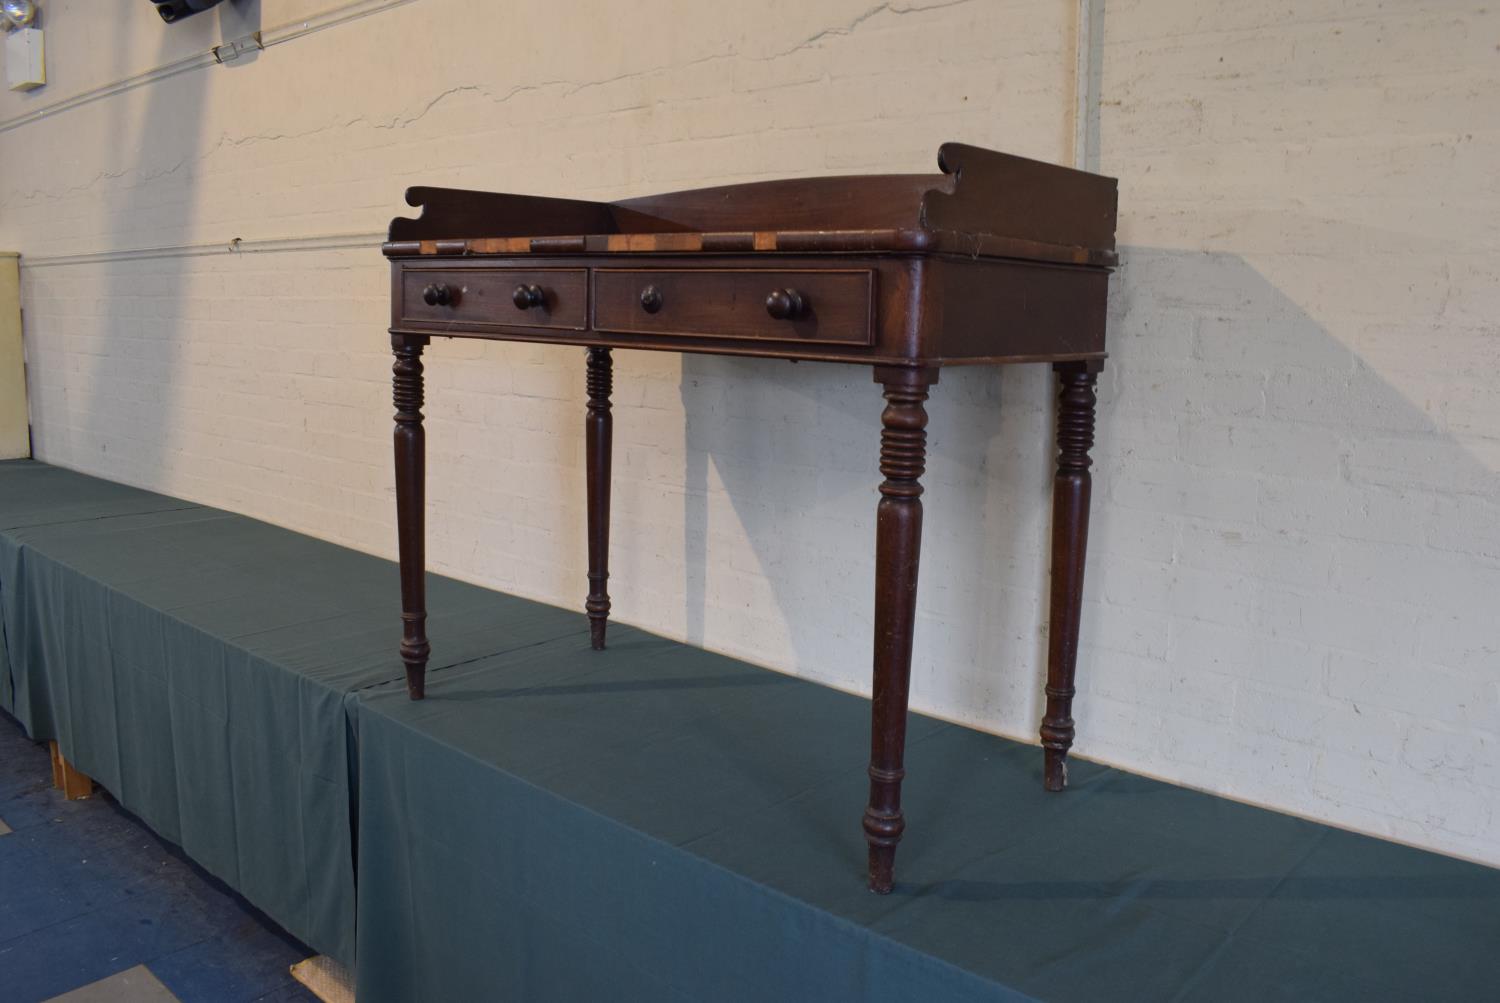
150 0 226 22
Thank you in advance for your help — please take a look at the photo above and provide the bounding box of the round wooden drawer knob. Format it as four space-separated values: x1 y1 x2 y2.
765 288 809 320
422 283 453 307
512 284 546 309
639 285 664 314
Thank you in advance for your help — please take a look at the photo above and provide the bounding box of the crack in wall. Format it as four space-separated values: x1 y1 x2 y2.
1 3 976 206
769 0 979 61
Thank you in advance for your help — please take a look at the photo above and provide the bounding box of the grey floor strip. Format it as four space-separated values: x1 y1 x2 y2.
40 965 180 1003
291 955 356 1003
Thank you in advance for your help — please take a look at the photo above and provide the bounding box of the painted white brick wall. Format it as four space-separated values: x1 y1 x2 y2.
1 0 1495 864
1095 0 1500 860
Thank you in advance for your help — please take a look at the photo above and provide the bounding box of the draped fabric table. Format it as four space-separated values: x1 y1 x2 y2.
351 621 1500 1003
0 459 580 964
4 460 1499 1000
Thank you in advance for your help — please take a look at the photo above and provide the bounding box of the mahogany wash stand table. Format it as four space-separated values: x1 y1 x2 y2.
384 143 1118 893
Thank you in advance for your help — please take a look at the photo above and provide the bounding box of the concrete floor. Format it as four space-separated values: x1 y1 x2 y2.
0 712 319 1003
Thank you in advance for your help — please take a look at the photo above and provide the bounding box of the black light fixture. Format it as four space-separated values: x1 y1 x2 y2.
1 1 38 29
150 0 226 22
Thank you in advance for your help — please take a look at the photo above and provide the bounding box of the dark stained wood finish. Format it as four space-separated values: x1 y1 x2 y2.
392 255 1107 369
612 174 937 234
399 267 588 331
592 268 875 346
394 256 917 363
1041 360 1100 791
922 143 1117 256
385 228 1112 267
392 334 430 701
389 187 616 243
926 257 1109 361
386 144 1118 268
585 347 613 650
383 144 1117 894
863 366 935 894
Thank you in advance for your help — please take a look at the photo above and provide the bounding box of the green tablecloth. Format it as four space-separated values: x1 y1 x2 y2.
353 627 1500 1002
6 459 1499 1000
0 459 581 965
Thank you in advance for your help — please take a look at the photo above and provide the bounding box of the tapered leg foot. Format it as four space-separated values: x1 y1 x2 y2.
861 366 935 894
1040 360 1099 789
1042 746 1068 793
585 347 614 650
867 841 898 895
401 612 430 701
864 791 906 893
403 666 426 700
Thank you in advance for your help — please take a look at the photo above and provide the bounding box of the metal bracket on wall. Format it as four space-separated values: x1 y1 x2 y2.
0 0 423 134
213 31 263 64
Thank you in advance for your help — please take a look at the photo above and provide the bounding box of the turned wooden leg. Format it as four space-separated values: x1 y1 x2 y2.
1041 360 1100 790
393 334 431 700
585 347 613 649
863 365 936 894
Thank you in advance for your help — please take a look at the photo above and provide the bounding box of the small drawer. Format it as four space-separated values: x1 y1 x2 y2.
591 269 874 346
399 268 587 331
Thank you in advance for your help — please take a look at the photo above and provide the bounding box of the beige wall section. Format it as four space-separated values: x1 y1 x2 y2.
0 1 1495 864
0 254 26 458
1094 0 1500 861
0 0 333 122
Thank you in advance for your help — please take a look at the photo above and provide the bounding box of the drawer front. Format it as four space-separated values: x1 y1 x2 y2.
399 268 587 330
591 269 874 346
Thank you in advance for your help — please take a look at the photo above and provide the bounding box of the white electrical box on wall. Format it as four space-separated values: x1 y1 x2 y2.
5 27 44 91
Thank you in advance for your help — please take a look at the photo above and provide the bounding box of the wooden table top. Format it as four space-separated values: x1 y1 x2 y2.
382 143 1118 269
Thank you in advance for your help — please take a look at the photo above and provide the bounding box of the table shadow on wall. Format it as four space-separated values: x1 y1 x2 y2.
69 2 260 485
675 246 1498 792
